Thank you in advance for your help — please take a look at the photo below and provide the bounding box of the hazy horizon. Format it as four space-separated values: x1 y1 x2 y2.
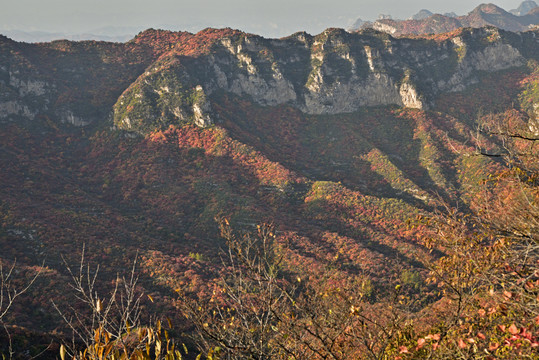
1 0 531 40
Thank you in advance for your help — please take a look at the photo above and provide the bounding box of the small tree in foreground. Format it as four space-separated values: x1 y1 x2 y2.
0 261 40 359
180 220 414 360
53 248 186 360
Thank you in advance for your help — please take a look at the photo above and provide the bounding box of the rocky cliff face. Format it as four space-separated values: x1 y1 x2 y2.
113 27 528 133
0 34 170 128
0 39 48 123
0 28 534 133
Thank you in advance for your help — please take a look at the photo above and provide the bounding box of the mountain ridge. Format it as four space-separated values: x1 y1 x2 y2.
351 2 539 35
510 0 539 15
1 26 534 134
1 24 538 351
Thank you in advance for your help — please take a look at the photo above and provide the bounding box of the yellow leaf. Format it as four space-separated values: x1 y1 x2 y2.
60 344 66 360
155 340 162 357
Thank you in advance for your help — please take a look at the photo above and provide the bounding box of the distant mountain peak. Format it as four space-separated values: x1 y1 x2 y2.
473 3 508 15
348 2 539 35
348 18 366 30
410 9 433 20
510 0 538 15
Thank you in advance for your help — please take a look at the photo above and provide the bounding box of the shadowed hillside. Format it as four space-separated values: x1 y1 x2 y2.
0 25 538 358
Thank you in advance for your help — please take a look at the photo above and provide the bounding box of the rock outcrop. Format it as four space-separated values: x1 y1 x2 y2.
113 27 528 132
0 27 533 133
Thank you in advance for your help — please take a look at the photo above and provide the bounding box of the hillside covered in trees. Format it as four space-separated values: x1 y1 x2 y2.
0 25 537 359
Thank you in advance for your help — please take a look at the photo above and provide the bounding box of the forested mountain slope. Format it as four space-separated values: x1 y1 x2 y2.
0 26 538 358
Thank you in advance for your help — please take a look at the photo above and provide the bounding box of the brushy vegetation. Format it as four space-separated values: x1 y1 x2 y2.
0 25 538 359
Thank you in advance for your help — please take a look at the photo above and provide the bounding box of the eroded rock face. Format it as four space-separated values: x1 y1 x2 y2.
192 86 213 127
302 73 404 113
1 57 98 126
57 110 91 126
114 27 529 132
438 37 525 92
0 66 50 123
227 70 298 106
9 76 47 97
0 100 37 121
468 43 524 72
399 82 424 109
0 27 531 132
0 32 167 128
372 21 398 34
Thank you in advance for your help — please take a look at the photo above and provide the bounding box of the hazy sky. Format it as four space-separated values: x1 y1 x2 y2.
0 0 529 38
